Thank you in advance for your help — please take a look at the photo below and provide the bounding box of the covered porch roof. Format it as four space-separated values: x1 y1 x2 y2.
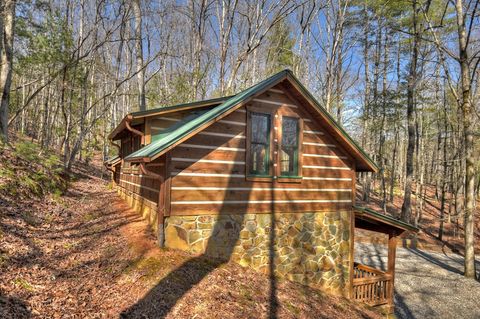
353 205 418 236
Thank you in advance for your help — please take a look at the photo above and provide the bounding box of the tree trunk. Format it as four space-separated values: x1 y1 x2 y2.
0 0 16 142
361 2 371 202
401 0 419 223
455 0 476 279
132 0 146 111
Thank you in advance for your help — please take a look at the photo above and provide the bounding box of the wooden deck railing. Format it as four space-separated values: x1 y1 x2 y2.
352 263 392 306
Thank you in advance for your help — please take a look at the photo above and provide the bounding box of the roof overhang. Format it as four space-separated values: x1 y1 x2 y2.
108 96 232 141
104 155 121 167
354 206 418 236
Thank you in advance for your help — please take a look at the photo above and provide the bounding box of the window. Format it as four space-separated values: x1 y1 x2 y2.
246 108 302 181
280 116 299 176
248 112 271 176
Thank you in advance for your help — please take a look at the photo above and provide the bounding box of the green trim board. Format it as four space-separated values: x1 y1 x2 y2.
116 69 378 172
354 205 419 233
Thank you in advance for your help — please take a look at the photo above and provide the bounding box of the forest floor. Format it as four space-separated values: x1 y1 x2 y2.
0 143 380 318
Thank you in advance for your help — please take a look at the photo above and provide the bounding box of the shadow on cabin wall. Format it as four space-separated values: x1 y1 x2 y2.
119 116 278 317
120 159 266 317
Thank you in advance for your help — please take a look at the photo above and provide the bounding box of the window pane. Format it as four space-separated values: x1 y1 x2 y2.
282 117 298 147
251 113 269 144
249 112 270 175
252 144 268 174
281 117 299 176
280 147 295 174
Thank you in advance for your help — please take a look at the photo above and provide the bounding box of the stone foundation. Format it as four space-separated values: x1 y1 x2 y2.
164 211 352 294
117 186 158 232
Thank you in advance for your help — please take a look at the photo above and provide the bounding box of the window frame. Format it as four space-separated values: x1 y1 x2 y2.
246 106 275 181
276 110 303 183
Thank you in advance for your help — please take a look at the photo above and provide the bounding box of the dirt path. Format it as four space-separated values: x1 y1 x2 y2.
355 243 480 319
1 171 380 319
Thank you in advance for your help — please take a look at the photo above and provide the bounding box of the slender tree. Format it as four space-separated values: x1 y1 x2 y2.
0 0 16 142
454 0 477 279
132 0 146 111
401 0 420 223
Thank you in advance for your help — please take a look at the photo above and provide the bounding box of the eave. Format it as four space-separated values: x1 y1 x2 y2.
108 96 232 141
354 206 419 235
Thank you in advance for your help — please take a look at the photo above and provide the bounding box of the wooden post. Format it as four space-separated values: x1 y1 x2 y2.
349 208 355 299
387 231 397 311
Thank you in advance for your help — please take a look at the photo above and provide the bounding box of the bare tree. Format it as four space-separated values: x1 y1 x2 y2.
401 0 420 223
0 0 16 142
132 0 146 111
455 0 478 279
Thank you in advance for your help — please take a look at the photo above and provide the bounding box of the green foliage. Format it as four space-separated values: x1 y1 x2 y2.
83 212 98 222
266 20 298 75
16 10 74 72
0 141 67 198
170 72 196 104
15 141 41 162
0 252 9 268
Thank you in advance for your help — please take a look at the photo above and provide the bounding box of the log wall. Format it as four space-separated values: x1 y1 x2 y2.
168 86 356 216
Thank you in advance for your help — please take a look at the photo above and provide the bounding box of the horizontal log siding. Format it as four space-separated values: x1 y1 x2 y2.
169 87 356 216
118 172 161 204
117 154 164 207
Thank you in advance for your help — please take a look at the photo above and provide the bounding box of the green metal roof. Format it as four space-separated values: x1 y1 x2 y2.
123 69 378 172
354 205 419 232
125 70 288 161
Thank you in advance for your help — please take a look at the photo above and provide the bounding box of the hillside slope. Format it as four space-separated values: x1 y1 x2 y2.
0 141 380 318
355 184 480 254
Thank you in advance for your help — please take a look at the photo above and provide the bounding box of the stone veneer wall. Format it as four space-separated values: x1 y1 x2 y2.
117 187 159 232
164 211 352 294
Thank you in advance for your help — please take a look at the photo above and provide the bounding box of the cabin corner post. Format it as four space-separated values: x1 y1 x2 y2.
348 208 355 299
139 162 166 248
387 231 397 309
158 154 171 248
157 180 165 248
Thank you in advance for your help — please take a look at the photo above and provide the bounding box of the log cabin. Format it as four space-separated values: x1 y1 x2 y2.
105 69 417 314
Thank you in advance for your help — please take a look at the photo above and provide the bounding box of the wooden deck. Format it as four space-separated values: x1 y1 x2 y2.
352 262 393 307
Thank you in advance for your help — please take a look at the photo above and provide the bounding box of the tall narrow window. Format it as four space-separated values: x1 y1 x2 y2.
249 112 271 176
280 116 299 176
